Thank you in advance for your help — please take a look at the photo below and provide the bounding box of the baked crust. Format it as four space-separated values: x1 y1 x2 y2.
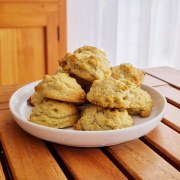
74 105 133 131
111 63 145 86
29 100 79 128
27 92 45 106
35 72 86 103
59 46 111 81
87 77 153 117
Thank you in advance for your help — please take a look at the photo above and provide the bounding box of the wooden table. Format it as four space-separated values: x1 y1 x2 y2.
0 66 179 179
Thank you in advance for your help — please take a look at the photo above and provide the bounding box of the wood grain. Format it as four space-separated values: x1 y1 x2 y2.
107 139 180 179
0 0 58 2
58 0 67 59
0 2 58 13
0 28 45 86
143 123 180 167
143 74 168 87
145 66 180 89
0 110 67 179
0 0 66 86
0 103 9 111
0 84 23 103
154 85 180 108
163 103 180 133
0 13 47 27
46 12 59 74
0 162 6 180
53 145 127 180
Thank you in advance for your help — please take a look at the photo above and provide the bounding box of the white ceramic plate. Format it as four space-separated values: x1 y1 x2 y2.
9 81 167 147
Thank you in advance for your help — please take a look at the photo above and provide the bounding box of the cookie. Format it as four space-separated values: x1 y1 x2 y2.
127 88 153 117
74 119 84 130
27 92 45 106
87 77 153 117
74 105 133 131
87 77 130 108
35 72 86 103
111 63 144 86
59 46 111 81
29 100 79 128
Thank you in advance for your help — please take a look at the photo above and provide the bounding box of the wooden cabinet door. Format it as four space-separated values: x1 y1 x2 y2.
0 1 66 86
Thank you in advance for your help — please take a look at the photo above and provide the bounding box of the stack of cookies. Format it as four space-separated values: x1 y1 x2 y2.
28 46 153 131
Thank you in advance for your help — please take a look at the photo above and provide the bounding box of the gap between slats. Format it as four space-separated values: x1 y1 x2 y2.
162 118 180 134
0 142 13 180
100 147 134 179
104 139 180 179
45 142 74 180
140 137 180 170
146 73 180 90
140 122 180 169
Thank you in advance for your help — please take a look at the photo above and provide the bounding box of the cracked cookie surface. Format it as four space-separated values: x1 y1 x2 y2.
59 46 111 82
111 63 144 86
74 105 133 131
87 77 153 117
27 92 45 106
29 100 79 128
87 77 131 108
35 72 86 103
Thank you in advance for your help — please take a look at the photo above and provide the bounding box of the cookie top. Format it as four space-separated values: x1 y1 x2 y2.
87 77 131 108
74 105 133 131
29 100 79 128
87 77 153 114
111 63 144 86
35 72 86 103
59 46 111 81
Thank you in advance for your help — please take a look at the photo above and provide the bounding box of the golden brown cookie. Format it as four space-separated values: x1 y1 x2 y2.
35 72 86 103
127 87 153 117
74 119 84 130
27 92 45 106
59 46 111 81
87 77 153 117
29 100 79 128
87 77 130 108
111 63 144 86
74 105 133 131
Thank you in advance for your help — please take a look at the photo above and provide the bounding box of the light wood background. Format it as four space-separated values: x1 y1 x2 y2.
0 0 67 86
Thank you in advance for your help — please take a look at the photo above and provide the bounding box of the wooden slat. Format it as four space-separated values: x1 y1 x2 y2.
107 139 180 179
53 145 127 180
0 0 58 2
143 123 180 167
0 84 22 103
0 2 58 13
0 29 46 86
0 110 67 180
162 103 180 133
143 74 168 87
46 12 59 74
145 66 180 89
59 0 67 59
0 13 47 27
0 103 9 111
0 163 6 180
154 85 180 108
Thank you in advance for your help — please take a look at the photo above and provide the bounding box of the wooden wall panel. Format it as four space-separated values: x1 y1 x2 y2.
0 1 66 86
0 28 45 86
